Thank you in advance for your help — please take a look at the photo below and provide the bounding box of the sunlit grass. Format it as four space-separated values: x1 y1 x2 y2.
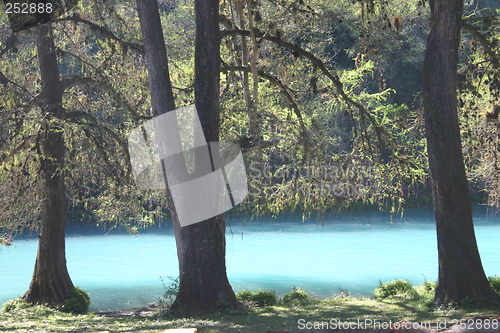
1 292 499 332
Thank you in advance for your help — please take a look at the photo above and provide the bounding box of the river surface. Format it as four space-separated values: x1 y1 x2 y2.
1 207 499 311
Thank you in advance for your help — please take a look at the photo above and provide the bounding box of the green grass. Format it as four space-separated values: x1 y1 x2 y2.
1 295 499 333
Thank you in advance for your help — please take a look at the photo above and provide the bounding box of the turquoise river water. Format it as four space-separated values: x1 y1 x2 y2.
1 207 499 311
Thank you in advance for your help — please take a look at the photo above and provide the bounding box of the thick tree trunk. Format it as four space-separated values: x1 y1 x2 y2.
422 0 500 306
22 23 74 306
136 0 238 315
170 0 238 316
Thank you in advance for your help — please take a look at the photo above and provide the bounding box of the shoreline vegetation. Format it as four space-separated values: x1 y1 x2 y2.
2 281 500 332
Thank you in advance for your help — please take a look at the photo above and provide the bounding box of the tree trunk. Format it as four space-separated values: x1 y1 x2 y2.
22 23 74 306
422 0 500 306
235 0 259 141
136 0 176 115
136 0 238 315
170 0 239 316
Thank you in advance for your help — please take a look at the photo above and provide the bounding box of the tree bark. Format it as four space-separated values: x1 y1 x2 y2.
136 0 238 315
22 23 74 306
422 0 500 306
234 0 259 140
170 0 239 316
136 0 176 115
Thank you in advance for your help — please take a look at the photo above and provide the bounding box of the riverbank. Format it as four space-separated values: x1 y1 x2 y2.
2 295 500 333
2 214 500 317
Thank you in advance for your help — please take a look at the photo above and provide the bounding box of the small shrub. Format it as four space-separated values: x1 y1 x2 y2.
422 280 437 292
252 290 277 306
57 286 90 314
338 289 350 298
412 281 437 309
413 281 436 299
374 279 418 299
1 298 30 313
281 287 315 305
489 276 500 294
155 276 180 317
160 276 179 305
236 290 254 302
216 300 230 312
235 289 277 306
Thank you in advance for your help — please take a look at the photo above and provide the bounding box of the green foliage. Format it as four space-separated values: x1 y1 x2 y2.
281 287 317 306
489 276 500 294
154 276 180 318
458 8 500 210
235 289 254 302
57 286 90 314
215 300 230 312
413 281 437 302
1 298 31 313
374 279 418 299
235 289 277 306
338 289 350 298
253 290 277 306
0 0 496 227
160 276 179 306
3 293 498 333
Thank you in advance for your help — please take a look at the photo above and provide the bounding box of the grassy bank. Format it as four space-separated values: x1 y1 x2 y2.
2 290 499 332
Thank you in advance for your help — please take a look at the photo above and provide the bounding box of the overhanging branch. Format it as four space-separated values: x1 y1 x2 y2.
51 14 144 55
222 64 310 155
222 29 391 153
462 21 500 68
61 76 148 123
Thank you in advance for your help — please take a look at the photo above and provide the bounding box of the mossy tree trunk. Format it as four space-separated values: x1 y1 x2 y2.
422 0 500 306
22 23 74 306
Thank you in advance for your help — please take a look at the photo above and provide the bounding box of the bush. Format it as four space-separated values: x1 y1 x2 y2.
413 281 436 298
216 300 230 312
489 276 500 294
235 289 277 306
253 290 277 306
1 298 31 313
337 289 350 298
374 279 418 299
57 286 90 314
281 287 316 306
235 289 254 302
160 276 179 305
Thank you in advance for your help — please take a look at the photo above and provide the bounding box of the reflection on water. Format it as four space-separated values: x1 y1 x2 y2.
1 207 499 311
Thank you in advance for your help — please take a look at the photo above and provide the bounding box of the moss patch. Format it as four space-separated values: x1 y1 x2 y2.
57 286 91 314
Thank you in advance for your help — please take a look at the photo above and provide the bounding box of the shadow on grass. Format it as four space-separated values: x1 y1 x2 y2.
1 297 499 332
191 297 500 332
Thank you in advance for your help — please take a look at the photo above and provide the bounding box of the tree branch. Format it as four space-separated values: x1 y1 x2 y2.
222 64 309 155
61 76 148 123
462 21 500 68
222 29 391 154
51 14 144 55
67 112 131 183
